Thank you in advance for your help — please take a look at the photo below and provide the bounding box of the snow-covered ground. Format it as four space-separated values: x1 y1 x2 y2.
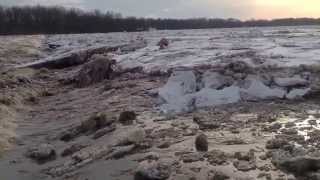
45 26 320 72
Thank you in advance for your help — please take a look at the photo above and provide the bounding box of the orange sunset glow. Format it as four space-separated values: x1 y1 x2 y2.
253 0 320 19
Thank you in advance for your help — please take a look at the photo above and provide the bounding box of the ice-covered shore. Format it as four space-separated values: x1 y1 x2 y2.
2 26 320 180
43 26 320 72
9 26 320 114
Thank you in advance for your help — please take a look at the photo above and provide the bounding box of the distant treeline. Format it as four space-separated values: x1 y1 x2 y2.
0 5 320 35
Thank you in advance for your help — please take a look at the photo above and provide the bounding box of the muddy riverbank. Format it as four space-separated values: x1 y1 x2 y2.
1 26 320 180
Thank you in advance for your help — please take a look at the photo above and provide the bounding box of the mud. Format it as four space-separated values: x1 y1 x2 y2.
1 27 320 180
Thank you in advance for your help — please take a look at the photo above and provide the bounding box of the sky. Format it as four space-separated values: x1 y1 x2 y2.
1 0 320 20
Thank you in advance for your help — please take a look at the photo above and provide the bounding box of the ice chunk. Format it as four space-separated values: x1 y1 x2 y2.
274 76 309 87
286 88 311 99
158 71 197 113
202 71 233 89
241 77 286 100
194 86 241 108
158 71 196 102
159 95 195 114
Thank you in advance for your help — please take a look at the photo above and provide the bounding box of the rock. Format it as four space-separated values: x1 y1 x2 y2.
78 113 115 134
230 128 240 134
233 150 256 171
274 76 309 88
266 138 290 149
107 145 135 159
46 145 112 177
59 129 78 142
234 151 255 162
137 152 160 162
257 173 272 180
61 143 88 157
305 173 320 180
205 150 229 165
193 116 220 130
150 127 181 139
48 43 61 49
280 128 298 135
233 160 256 171
307 130 320 143
276 134 305 145
263 123 282 132
60 113 115 141
119 111 137 125
71 146 112 164
183 129 197 136
195 134 208 152
16 75 32 84
157 38 169 50
75 55 116 87
308 120 317 126
117 128 146 146
181 153 204 163
285 122 296 128
222 138 246 145
157 141 171 149
92 124 116 139
272 150 320 177
225 61 250 73
233 73 248 80
134 161 171 180
258 164 272 172
26 144 56 163
209 171 230 180
301 71 311 80
259 154 268 161
258 113 278 123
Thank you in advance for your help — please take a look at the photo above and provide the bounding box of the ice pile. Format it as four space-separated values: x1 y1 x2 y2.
158 61 311 114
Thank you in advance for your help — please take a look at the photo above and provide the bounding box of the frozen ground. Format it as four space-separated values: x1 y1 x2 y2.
1 26 320 180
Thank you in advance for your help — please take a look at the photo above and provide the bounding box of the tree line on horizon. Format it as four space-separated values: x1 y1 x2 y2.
0 5 319 35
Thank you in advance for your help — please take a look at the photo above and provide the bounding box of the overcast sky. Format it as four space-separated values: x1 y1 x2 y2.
1 0 320 20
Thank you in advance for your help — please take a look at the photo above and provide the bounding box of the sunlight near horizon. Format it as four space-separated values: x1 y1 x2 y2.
254 0 320 19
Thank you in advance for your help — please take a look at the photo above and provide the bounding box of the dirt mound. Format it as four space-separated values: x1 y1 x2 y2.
75 54 116 87
0 68 40 154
